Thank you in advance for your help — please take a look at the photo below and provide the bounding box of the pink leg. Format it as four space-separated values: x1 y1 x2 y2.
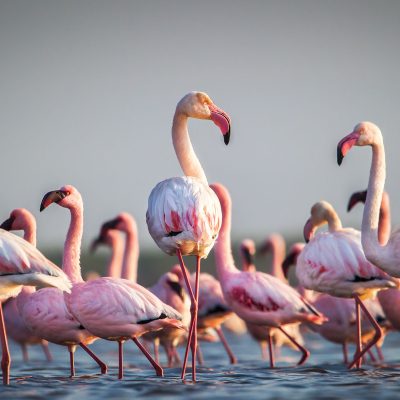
68 344 76 377
0 304 10 385
267 331 275 368
215 326 237 364
348 295 383 369
79 343 107 374
173 347 181 365
278 326 309 366
132 337 163 377
153 339 160 365
41 340 53 362
342 342 348 364
354 299 362 368
376 344 385 362
260 341 268 361
367 349 377 363
196 342 204 365
177 250 199 381
21 343 28 363
118 340 124 379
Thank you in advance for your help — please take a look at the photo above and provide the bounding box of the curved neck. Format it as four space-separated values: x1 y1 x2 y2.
106 236 124 279
362 141 386 251
378 194 391 245
172 113 208 184
214 191 238 283
326 209 342 232
63 206 84 284
23 222 36 247
121 227 139 282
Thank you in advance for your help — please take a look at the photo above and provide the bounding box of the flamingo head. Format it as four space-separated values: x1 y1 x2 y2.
240 239 256 271
101 212 137 235
176 92 231 145
0 208 36 233
337 121 382 165
158 271 186 301
40 184 82 211
282 242 305 278
304 200 335 242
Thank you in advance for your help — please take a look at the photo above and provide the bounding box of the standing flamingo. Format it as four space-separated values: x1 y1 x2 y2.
348 189 399 352
0 218 71 384
210 183 326 367
283 242 388 364
240 238 304 365
337 122 400 278
297 200 396 368
40 185 183 379
146 91 231 381
2 209 53 362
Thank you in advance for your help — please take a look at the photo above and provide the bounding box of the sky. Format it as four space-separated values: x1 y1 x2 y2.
1 0 400 252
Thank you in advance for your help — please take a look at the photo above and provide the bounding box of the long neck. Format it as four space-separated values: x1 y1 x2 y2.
326 209 342 232
378 193 391 245
362 140 386 252
214 191 238 283
172 112 208 184
121 225 139 282
106 236 124 279
23 220 36 247
63 206 84 283
270 239 286 281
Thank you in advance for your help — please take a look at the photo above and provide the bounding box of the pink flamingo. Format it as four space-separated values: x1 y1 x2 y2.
146 91 231 381
283 243 388 364
0 218 71 384
2 209 53 362
297 200 396 368
40 185 183 379
348 189 399 350
210 182 326 367
240 238 304 365
337 122 400 278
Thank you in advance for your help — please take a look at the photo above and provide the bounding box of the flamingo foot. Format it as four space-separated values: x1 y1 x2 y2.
278 326 309 366
79 343 108 374
132 337 164 377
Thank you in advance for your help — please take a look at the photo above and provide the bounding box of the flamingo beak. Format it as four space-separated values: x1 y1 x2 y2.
208 104 231 145
347 190 367 212
303 218 314 243
0 216 15 231
337 131 360 165
167 280 185 301
282 252 297 279
40 190 68 211
90 236 103 253
241 247 255 267
101 217 121 231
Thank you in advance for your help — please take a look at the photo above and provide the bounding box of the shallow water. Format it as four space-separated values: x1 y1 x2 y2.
2 330 400 399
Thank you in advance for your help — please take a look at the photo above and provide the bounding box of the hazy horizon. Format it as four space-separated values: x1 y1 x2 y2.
1 0 400 254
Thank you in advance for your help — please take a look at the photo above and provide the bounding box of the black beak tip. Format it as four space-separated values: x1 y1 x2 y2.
337 147 343 166
224 130 230 145
40 204 45 212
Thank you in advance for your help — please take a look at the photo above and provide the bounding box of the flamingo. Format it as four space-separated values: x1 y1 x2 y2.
0 217 71 384
146 91 231 381
283 243 388 364
297 200 397 368
40 185 183 379
96 214 190 368
337 122 400 278
210 182 326 367
240 237 304 365
348 189 400 347
1 209 53 362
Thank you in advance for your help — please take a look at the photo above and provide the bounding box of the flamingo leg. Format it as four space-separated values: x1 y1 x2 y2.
354 299 362 368
376 344 385 362
215 326 237 364
176 249 199 381
348 295 383 369
260 341 268 361
173 347 181 365
196 342 204 365
342 342 349 364
21 343 28 363
132 337 163 377
68 344 76 377
79 343 107 374
277 326 310 366
41 340 53 362
153 338 160 364
0 303 10 385
118 340 124 379
367 349 377 363
267 330 275 368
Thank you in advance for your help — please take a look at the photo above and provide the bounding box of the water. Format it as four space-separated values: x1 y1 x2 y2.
2 330 400 399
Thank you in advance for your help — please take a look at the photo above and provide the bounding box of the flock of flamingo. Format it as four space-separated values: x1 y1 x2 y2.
1 91 399 386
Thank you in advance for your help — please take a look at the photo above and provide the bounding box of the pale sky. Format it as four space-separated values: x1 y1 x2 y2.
1 0 400 252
